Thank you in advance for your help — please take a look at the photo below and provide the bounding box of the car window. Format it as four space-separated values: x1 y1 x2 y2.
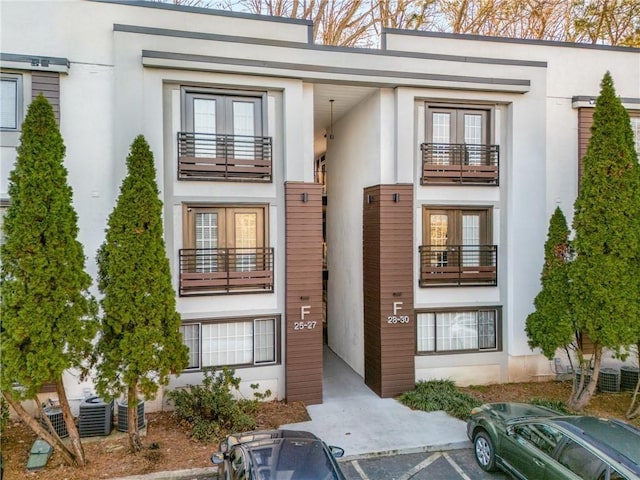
556 439 607 480
515 423 562 456
230 447 249 480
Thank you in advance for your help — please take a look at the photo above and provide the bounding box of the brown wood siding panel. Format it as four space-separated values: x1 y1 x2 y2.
285 183 323 405
363 184 415 398
578 108 594 186
32 71 60 124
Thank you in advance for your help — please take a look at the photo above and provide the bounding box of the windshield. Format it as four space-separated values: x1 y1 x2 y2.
248 439 338 480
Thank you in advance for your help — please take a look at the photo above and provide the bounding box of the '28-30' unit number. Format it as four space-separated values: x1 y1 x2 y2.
387 316 410 324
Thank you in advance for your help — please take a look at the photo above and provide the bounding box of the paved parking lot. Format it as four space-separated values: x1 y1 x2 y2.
340 449 509 480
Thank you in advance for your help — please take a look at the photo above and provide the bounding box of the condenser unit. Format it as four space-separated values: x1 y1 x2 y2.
620 365 639 391
597 368 620 393
79 396 113 437
40 405 68 438
117 400 145 432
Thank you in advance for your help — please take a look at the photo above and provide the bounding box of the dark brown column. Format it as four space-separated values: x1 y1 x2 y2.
285 182 323 404
363 184 415 398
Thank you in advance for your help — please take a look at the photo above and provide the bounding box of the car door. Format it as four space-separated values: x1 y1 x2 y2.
500 423 561 479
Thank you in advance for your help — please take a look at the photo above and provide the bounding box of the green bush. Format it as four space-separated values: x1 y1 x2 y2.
0 395 9 435
399 379 481 420
167 367 271 442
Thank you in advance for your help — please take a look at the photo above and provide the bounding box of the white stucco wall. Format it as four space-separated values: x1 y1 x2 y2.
326 90 385 376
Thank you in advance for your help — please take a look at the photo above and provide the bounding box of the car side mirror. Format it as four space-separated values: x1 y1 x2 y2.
330 446 345 458
506 426 515 436
211 453 225 465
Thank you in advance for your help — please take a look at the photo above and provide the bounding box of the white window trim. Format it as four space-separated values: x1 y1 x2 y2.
1 73 23 131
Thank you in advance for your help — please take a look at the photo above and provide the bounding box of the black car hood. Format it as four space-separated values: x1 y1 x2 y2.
480 403 560 423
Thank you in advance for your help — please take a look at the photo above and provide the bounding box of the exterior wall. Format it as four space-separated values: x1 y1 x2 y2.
325 90 383 375
2 1 639 408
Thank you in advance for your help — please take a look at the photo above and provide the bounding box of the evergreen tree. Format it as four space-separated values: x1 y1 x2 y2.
95 135 188 452
526 207 576 361
569 72 640 410
0 95 97 466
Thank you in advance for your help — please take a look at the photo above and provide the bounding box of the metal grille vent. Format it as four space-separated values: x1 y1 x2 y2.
117 400 145 432
597 368 620 393
620 366 639 391
574 368 593 390
40 406 68 438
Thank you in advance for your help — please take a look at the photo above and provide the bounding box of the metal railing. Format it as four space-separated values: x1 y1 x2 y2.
179 247 274 295
421 143 499 185
178 132 272 182
419 245 497 286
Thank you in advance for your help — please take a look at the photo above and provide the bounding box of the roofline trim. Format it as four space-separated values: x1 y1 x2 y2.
141 50 531 92
382 29 640 53
0 53 70 73
91 0 313 26
114 24 546 68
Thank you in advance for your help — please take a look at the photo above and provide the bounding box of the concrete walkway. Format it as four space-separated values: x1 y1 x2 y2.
115 346 470 479
280 346 469 459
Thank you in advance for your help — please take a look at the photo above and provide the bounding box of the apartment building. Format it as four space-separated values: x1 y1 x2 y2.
1 0 639 408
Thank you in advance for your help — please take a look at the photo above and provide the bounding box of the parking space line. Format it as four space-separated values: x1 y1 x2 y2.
443 452 473 480
398 452 442 480
351 460 371 480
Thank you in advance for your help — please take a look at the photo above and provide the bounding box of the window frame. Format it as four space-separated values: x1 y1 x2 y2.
181 87 267 137
425 104 493 145
1 73 23 132
422 206 493 246
630 114 640 159
415 307 502 355
182 204 268 250
179 316 281 371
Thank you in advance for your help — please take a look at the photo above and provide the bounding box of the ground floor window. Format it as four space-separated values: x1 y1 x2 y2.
416 308 500 353
180 316 279 370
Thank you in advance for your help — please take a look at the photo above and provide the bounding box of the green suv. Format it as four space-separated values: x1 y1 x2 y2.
467 403 640 479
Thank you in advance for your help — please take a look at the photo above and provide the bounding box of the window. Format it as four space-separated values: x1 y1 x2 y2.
180 317 278 370
416 309 500 353
556 439 607 480
631 116 640 159
428 107 489 149
184 205 265 270
420 207 497 286
1 74 22 131
422 105 499 185
515 423 562 457
180 205 273 295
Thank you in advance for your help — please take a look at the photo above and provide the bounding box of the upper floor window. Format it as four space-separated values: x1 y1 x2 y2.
421 105 499 185
1 74 23 131
178 90 272 182
179 204 274 295
420 207 497 287
417 308 500 353
631 115 639 158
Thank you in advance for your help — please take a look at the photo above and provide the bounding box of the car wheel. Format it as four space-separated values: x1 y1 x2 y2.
473 430 497 472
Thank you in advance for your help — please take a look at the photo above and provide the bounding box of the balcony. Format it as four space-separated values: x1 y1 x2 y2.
421 143 499 185
178 132 272 182
419 245 497 287
179 247 274 296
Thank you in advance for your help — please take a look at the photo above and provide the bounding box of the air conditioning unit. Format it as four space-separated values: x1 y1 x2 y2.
40 405 68 438
597 368 620 393
620 365 639 391
117 400 145 432
574 368 593 390
79 396 114 437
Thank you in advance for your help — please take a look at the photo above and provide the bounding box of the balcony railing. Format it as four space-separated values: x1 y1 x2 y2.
179 247 274 296
421 143 499 185
178 132 272 182
419 245 497 287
